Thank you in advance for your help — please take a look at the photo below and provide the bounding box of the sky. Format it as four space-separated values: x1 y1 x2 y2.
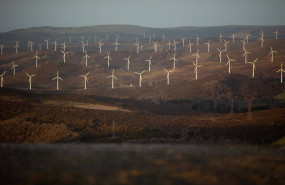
0 0 285 32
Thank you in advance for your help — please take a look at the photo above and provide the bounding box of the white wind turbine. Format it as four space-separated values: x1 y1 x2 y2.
172 39 179 51
104 51 112 68
52 70 63 90
145 56 152 72
134 70 145 87
167 40 172 50
241 38 246 51
80 71 90 90
163 68 174 85
83 51 90 66
269 46 277 63
259 37 264 48
98 40 104 53
140 43 144 51
192 62 202 80
226 54 236 74
107 69 117 89
276 63 285 83
273 29 279 40
82 43 87 53
44 39 49 49
124 55 131 71
245 34 251 43
11 61 18 75
217 48 226 63
152 42 159 53
61 41 66 52
30 41 34 51
170 53 178 69
15 41 19 54
0 71 6 88
26 73 36 90
260 29 265 39
224 40 230 51
53 40 57 51
113 41 119 51
192 50 200 64
247 58 258 78
196 35 201 46
61 50 69 63
33 51 40 67
205 40 210 52
0 44 4 55
231 34 237 43
242 49 251 64
219 33 223 43
188 41 193 53
134 41 140 54
181 37 186 47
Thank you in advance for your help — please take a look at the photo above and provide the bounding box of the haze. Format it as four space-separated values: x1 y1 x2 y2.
0 0 285 32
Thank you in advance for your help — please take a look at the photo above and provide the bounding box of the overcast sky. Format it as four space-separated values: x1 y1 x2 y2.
0 0 284 32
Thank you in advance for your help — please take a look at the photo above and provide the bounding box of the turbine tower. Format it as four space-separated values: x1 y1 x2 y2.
123 55 131 71
181 37 186 47
276 63 285 83
113 41 119 51
82 43 87 53
52 70 63 90
226 54 236 74
188 41 193 53
167 40 172 50
170 53 178 69
205 40 210 53
104 51 112 68
98 40 104 53
134 42 140 54
231 34 237 43
245 34 251 43
247 58 258 78
33 51 40 67
145 56 152 72
61 50 69 63
224 40 230 51
0 71 6 88
25 73 36 90
134 70 145 87
273 29 279 40
241 39 246 51
11 61 18 75
0 44 4 55
44 39 49 49
83 51 90 66
259 37 264 48
196 36 201 46
15 41 19 54
107 69 117 89
80 71 90 90
152 42 159 53
192 50 200 65
163 68 174 85
29 41 34 51
242 49 251 64
172 39 179 51
61 41 66 52
269 46 277 63
162 33 165 43
219 33 223 43
217 48 226 63
192 62 202 80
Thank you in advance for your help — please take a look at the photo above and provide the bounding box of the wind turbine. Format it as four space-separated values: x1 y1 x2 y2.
172 39 179 51
188 41 193 53
113 41 119 51
196 35 201 46
44 39 49 49
245 34 251 43
0 71 6 88
192 50 200 64
192 62 202 80
219 33 223 43
124 55 131 71
82 43 87 53
11 61 18 75
52 70 63 90
224 40 230 51
167 40 172 50
152 42 159 53
260 29 265 39
162 33 165 43
259 37 264 47
231 34 237 43
140 43 144 51
107 69 117 89
247 58 258 78
134 70 145 87
181 37 186 47
86 39 89 46
134 41 140 54
81 36 84 44
170 53 178 69
53 40 57 51
226 54 236 74
98 40 104 53
217 48 226 63
104 51 112 67
15 41 19 54
33 51 40 67
273 29 279 40
80 71 90 90
145 56 152 72
29 41 34 51
0 44 4 55
242 49 251 64
276 63 285 83
83 51 90 66
61 50 69 63
26 73 36 90
163 68 174 85
269 46 277 63
205 40 210 52
241 38 246 50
